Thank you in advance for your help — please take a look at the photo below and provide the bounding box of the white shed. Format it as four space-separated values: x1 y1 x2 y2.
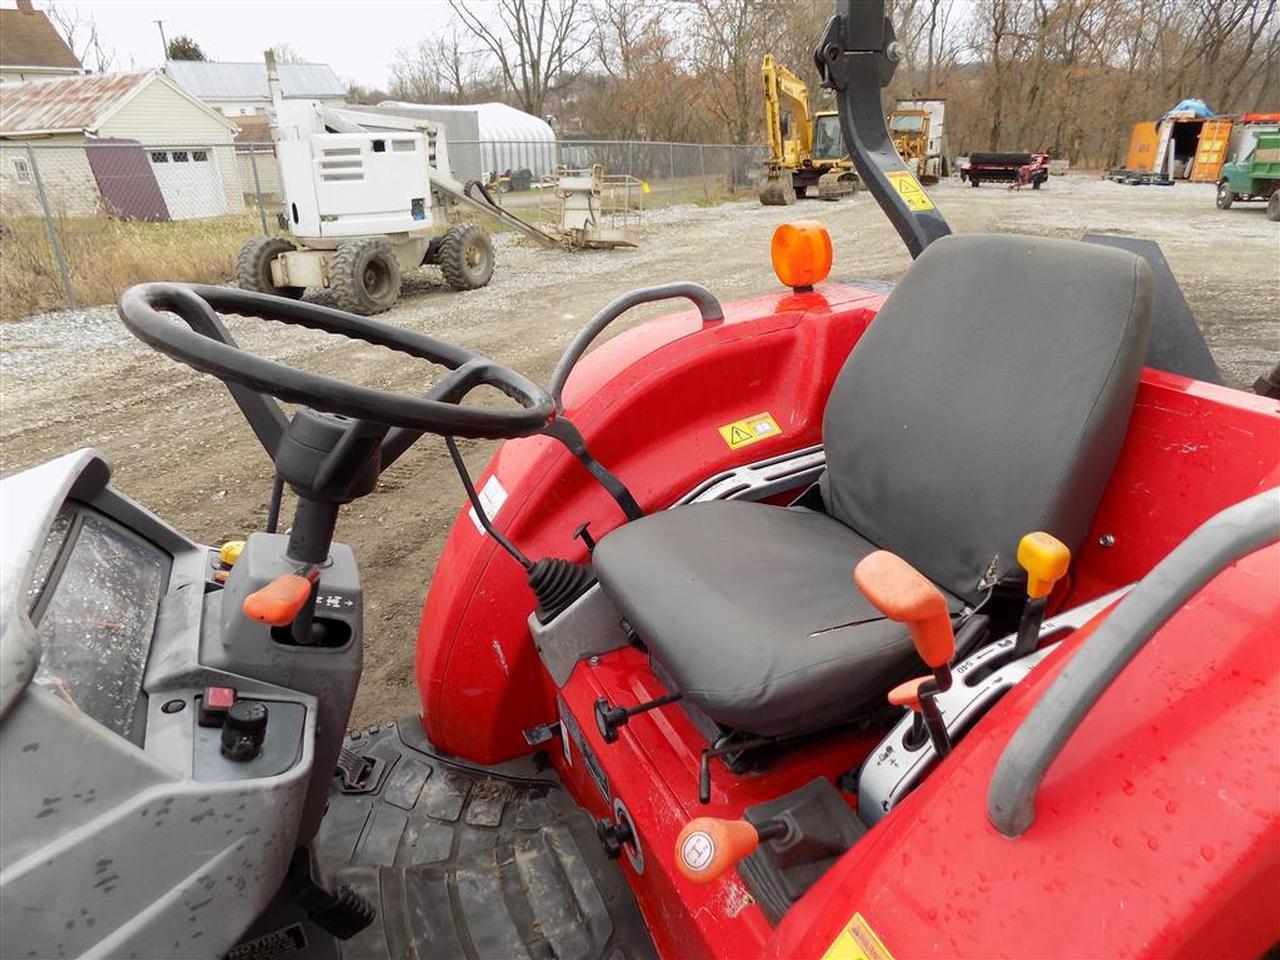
369 101 556 182
0 70 242 220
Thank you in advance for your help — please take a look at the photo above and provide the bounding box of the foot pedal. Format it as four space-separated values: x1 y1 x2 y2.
739 778 867 924
334 746 388 794
285 848 376 940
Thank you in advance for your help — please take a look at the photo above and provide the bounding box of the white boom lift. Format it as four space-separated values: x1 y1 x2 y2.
237 52 560 314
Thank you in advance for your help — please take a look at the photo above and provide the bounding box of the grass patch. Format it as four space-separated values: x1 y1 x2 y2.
1 213 271 321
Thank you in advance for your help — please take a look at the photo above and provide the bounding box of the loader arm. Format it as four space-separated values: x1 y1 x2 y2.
816 1 952 257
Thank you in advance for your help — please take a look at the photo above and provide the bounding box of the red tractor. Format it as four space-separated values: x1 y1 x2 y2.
2 3 1276 958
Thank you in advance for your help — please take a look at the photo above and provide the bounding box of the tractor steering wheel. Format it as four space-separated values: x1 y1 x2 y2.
117 283 553 441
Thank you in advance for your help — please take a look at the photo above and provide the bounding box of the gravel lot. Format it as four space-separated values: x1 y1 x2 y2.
2 175 1276 726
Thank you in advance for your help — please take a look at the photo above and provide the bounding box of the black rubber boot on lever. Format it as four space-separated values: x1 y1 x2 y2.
816 1 952 258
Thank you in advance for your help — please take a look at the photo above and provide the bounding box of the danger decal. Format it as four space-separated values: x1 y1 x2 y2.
885 170 936 211
718 412 782 450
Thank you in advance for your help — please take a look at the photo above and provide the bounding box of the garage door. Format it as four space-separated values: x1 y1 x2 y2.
147 148 228 220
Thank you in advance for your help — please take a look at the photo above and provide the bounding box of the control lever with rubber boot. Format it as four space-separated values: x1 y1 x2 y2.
1011 532 1071 658
855 550 957 755
674 817 789 884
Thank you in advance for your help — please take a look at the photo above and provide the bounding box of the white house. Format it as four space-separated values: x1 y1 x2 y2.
0 69 243 220
164 60 346 117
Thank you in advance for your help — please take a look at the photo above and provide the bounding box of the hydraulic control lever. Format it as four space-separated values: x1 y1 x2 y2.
242 564 322 645
854 550 957 755
1011 532 1071 658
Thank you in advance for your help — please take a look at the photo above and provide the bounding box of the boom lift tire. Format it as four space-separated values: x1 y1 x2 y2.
1216 181 1234 209
438 223 495 291
331 237 401 315
236 236 305 299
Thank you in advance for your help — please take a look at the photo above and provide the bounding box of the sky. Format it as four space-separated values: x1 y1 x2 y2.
13 0 467 87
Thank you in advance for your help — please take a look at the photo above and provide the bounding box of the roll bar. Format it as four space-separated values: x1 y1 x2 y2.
987 487 1280 837
816 0 952 257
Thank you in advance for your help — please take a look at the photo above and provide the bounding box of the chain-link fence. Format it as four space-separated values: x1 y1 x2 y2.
0 138 765 321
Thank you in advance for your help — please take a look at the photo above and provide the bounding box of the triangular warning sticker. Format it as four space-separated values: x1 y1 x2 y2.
730 425 753 444
885 170 936 211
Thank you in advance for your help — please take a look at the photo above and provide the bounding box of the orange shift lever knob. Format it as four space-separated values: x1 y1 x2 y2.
854 551 954 667
242 574 314 626
887 676 930 712
675 817 760 884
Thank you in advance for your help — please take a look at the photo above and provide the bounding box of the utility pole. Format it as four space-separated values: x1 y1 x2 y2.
154 19 168 61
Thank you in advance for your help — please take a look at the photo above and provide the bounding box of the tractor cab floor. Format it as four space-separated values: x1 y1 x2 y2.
299 719 655 959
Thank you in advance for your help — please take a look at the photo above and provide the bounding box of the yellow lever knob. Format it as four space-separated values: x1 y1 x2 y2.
219 540 246 567
1017 532 1070 599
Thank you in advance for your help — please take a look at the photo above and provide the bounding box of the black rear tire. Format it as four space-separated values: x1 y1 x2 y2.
438 223 495 291
1268 191 1280 221
236 236 304 299
1216 181 1235 209
330 237 401 315
970 177 980 188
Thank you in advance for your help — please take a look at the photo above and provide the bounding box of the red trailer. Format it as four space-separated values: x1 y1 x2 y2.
961 151 1052 188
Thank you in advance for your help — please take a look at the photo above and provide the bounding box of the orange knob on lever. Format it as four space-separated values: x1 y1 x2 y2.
675 817 762 884
242 573 316 627
854 551 955 684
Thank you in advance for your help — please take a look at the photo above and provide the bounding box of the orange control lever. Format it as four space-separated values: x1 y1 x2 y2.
242 574 315 626
887 676 929 712
675 817 761 884
854 550 955 668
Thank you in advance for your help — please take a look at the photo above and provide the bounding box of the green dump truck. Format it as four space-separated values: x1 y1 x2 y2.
1216 128 1280 220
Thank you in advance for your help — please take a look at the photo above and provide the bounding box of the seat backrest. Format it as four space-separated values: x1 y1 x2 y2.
821 234 1153 603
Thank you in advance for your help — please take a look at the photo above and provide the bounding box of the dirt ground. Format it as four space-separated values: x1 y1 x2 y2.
2 175 1277 727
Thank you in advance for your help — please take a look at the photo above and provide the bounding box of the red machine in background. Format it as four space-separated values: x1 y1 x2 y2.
961 151 1052 189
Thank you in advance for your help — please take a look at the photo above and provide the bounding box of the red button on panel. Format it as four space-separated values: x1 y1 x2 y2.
198 686 238 727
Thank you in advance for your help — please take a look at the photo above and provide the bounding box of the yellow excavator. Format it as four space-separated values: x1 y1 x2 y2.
760 54 858 205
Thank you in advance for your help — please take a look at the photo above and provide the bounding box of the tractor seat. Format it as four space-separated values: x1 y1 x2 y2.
593 234 1154 739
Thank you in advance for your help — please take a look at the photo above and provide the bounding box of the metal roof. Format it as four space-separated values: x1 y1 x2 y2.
164 60 346 101
0 71 148 135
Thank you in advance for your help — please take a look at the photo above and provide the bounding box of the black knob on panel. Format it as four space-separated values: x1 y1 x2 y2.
221 700 269 761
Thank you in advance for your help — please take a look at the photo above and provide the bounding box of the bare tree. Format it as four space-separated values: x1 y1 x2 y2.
45 3 115 73
269 43 305 64
449 0 593 116
685 0 773 144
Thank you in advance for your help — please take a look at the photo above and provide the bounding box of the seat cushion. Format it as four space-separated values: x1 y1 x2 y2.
821 234 1153 603
592 500 963 737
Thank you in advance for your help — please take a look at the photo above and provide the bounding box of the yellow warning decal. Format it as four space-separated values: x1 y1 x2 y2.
718 412 781 450
821 913 895 960
885 170 935 211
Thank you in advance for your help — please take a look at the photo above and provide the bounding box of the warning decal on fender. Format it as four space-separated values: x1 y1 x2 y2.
885 170 936 211
718 412 781 450
226 923 308 960
821 913 894 960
